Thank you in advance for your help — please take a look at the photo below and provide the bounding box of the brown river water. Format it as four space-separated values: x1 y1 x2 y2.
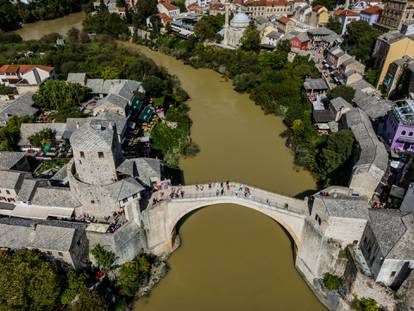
17 17 324 310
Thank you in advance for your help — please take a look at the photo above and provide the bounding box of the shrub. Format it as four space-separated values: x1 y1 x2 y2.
322 272 343 290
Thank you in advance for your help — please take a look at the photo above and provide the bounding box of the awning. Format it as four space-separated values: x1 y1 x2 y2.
139 106 154 122
132 98 143 110
11 205 74 219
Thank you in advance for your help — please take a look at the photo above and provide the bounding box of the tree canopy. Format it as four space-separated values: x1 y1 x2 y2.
327 16 341 34
33 80 90 121
343 20 381 64
240 23 261 53
91 244 116 271
132 0 158 26
83 10 130 38
327 85 355 103
71 289 108 311
0 250 60 311
194 15 224 42
60 271 88 305
117 255 151 296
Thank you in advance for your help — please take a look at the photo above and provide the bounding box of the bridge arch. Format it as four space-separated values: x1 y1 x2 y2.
144 183 308 255
166 198 305 249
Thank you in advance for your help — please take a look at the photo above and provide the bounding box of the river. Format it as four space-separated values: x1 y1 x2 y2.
15 12 85 41
123 44 323 311
12 15 324 310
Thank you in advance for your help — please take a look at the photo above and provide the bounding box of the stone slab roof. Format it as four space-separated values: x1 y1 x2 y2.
19 123 66 146
308 27 336 36
400 183 414 213
368 209 414 260
0 151 26 170
117 157 162 187
266 31 282 39
30 186 81 208
345 108 388 174
86 79 104 94
0 223 76 252
304 78 328 90
96 94 129 110
330 97 353 113
70 119 116 150
0 92 38 125
50 164 68 181
67 73 86 85
316 195 370 219
16 178 38 202
104 177 145 202
0 170 23 190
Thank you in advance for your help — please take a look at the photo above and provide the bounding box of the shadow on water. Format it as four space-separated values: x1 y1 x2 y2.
163 166 185 185
294 189 317 200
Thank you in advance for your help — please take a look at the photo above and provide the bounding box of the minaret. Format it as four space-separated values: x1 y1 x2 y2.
223 0 230 46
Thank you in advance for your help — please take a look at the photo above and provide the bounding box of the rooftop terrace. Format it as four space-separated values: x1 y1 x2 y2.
393 99 414 127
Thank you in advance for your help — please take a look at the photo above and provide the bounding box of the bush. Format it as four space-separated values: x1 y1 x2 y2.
91 244 116 272
351 296 381 311
322 272 343 290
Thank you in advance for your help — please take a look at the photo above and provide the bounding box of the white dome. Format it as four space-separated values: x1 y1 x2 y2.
230 13 250 28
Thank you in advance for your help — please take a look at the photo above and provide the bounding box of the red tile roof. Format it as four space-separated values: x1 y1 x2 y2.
158 12 172 24
19 65 54 74
210 2 224 10
0 64 54 74
312 4 323 11
335 9 359 16
159 1 179 11
278 16 291 25
0 65 19 74
361 5 382 14
187 2 200 11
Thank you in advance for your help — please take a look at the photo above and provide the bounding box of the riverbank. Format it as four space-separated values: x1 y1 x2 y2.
128 35 354 188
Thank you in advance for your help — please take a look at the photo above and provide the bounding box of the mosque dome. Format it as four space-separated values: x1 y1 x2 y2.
230 12 250 28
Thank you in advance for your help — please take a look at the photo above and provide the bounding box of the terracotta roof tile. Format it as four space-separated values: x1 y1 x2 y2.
361 5 382 14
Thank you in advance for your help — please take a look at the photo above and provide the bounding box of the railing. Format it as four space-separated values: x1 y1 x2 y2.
150 182 308 215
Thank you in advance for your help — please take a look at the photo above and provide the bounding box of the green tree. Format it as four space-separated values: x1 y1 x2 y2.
33 80 91 121
83 11 130 38
322 272 343 290
194 15 224 42
143 75 165 97
343 20 381 64
91 244 116 271
318 129 354 184
0 250 60 310
71 289 107 311
132 0 158 26
0 0 21 31
327 16 342 34
351 297 381 311
240 23 261 53
117 255 151 296
312 0 344 10
327 85 355 103
61 271 88 305
29 128 53 148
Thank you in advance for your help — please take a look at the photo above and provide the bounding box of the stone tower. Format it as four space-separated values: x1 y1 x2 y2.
223 0 230 46
70 119 123 186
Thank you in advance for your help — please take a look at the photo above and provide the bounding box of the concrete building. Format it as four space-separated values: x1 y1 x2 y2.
335 9 360 35
310 4 329 26
383 55 414 97
326 46 352 68
375 0 414 31
373 30 414 89
384 99 414 153
360 6 383 25
276 16 295 33
157 1 180 17
0 65 55 86
242 0 293 17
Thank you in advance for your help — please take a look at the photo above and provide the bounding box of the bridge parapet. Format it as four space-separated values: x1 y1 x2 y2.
149 182 309 215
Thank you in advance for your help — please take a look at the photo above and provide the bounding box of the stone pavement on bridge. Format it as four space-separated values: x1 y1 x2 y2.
149 182 308 215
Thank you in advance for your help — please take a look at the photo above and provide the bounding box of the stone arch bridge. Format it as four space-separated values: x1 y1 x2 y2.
142 182 310 255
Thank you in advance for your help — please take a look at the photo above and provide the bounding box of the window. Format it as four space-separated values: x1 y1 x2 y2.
409 132 413 136
80 151 85 158
98 152 104 158
58 252 63 257
391 271 396 278
402 130 406 135
122 198 128 203
6 190 10 195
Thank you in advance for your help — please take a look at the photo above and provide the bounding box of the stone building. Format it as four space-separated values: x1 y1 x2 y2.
223 12 251 48
360 209 414 289
375 0 414 31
